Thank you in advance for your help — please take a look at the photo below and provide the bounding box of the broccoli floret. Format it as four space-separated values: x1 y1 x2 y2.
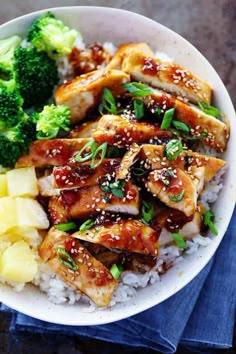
0 117 36 143
0 78 24 129
17 118 37 153
27 12 79 58
0 136 22 167
14 46 59 108
0 35 22 70
0 116 36 167
32 104 71 139
0 36 25 128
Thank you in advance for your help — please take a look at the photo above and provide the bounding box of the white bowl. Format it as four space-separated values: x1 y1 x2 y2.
0 6 235 326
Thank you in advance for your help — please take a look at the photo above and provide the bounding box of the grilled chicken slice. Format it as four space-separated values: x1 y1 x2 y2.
52 159 120 190
48 195 70 224
143 90 229 152
106 43 154 70
116 143 141 180
158 211 202 247
73 220 159 256
68 119 99 138
16 138 91 167
55 69 130 124
147 168 199 216
92 114 172 147
122 51 212 104
38 175 59 197
49 180 140 221
67 181 139 218
39 227 118 307
140 144 226 182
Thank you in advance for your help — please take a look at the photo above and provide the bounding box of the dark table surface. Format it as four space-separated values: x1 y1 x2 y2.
0 0 235 353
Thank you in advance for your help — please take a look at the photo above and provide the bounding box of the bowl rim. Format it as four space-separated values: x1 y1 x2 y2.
0 5 235 326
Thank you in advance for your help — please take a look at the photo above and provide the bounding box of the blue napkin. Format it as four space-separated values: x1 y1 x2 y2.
1 207 236 354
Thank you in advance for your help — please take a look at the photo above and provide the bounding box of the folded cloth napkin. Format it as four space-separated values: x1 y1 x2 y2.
1 207 236 354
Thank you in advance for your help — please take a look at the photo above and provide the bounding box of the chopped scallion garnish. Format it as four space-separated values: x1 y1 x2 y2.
160 108 175 129
90 142 107 169
56 247 78 271
110 263 123 279
134 99 144 119
55 222 77 232
74 139 97 163
75 140 107 169
123 82 153 97
141 200 155 224
172 233 187 249
106 146 121 158
99 87 118 115
197 100 221 118
155 107 162 119
101 195 111 203
203 210 218 235
165 139 183 160
109 180 125 198
132 167 146 176
169 189 185 202
182 132 207 140
100 180 125 199
172 120 190 133
79 219 94 232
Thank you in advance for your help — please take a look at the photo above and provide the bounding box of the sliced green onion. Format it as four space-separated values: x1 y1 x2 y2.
203 210 218 236
182 132 207 140
172 120 190 133
101 195 111 203
79 219 94 232
99 87 118 115
155 107 162 119
106 146 121 158
100 180 125 199
111 188 123 198
134 99 144 119
110 180 125 198
165 139 183 160
56 247 78 271
160 108 175 129
172 233 187 249
141 200 155 224
169 189 185 202
123 82 153 97
90 142 107 169
197 100 221 118
55 222 77 232
110 263 123 279
100 184 111 193
132 167 146 176
74 139 97 162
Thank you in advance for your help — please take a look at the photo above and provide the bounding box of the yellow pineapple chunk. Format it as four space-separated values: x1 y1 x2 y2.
16 197 49 229
0 197 17 234
10 226 42 247
0 240 38 282
7 167 38 197
0 174 8 196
